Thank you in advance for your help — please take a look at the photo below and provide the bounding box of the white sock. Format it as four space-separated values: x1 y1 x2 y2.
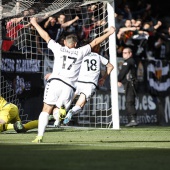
72 105 82 115
53 110 60 120
38 112 49 136
53 111 60 126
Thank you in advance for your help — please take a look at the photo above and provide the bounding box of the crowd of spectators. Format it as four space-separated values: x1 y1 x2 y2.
1 2 106 55
115 0 170 61
2 0 170 62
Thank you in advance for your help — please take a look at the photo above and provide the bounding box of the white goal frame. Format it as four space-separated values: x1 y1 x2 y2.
107 1 120 129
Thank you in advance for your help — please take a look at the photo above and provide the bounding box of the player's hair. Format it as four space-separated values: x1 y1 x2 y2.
65 34 78 45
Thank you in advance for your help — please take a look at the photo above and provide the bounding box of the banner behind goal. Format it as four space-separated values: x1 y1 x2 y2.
1 0 119 129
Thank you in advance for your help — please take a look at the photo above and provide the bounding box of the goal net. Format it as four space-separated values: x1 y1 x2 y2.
0 76 28 122
1 0 119 129
67 93 112 128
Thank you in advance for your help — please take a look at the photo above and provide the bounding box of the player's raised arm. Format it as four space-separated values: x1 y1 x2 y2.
30 17 51 43
90 26 116 48
98 62 114 87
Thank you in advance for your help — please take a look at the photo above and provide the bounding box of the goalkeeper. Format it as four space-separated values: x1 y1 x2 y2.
0 96 66 132
0 96 38 133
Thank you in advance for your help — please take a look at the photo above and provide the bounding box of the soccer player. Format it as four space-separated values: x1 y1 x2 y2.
0 96 38 133
30 17 115 143
44 50 114 127
63 50 114 124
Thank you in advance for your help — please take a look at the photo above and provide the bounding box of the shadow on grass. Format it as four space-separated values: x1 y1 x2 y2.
0 144 170 170
2 127 96 135
101 140 170 143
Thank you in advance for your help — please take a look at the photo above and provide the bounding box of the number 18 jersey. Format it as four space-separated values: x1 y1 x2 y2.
78 52 109 86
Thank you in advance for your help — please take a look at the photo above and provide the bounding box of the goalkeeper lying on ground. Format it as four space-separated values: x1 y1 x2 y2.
0 96 38 133
0 96 66 133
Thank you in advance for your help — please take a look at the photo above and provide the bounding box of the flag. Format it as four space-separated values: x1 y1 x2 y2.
147 59 170 96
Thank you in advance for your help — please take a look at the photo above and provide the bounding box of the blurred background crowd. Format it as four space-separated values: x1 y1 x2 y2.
2 0 170 62
115 0 170 61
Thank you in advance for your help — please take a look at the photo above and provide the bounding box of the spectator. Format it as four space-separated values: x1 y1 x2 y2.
153 25 170 60
117 19 138 55
44 14 79 42
38 14 79 55
115 12 125 34
2 16 31 52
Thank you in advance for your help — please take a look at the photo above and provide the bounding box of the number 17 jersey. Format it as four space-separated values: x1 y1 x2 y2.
78 52 109 86
48 39 91 86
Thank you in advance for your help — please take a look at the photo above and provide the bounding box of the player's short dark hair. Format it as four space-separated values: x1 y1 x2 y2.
65 34 78 44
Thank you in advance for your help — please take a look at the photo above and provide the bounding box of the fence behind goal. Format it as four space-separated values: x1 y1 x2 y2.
1 0 118 129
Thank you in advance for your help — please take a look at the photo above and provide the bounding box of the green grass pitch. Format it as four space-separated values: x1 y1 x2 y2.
1 126 170 170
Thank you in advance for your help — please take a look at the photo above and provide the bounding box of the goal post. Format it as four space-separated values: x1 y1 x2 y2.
107 1 120 129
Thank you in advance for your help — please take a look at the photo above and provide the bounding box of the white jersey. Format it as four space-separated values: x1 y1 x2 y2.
47 39 91 87
77 52 108 86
